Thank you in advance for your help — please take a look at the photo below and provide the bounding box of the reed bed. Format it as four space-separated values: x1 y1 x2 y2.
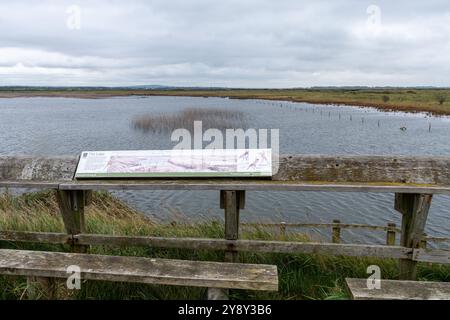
132 107 247 133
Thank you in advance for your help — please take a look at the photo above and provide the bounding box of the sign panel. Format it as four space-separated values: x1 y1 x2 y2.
75 149 272 179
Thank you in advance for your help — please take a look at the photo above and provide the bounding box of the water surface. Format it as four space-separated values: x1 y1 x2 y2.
0 96 449 245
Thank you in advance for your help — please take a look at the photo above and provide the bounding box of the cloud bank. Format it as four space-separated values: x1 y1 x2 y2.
0 0 449 87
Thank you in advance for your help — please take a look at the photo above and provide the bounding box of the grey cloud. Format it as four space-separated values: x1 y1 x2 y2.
0 0 449 87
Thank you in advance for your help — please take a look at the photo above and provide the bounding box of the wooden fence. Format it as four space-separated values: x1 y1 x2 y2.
242 221 450 247
0 154 449 285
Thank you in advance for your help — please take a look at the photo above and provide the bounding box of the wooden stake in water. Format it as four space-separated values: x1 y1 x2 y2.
332 220 341 244
386 223 397 246
429 123 432 133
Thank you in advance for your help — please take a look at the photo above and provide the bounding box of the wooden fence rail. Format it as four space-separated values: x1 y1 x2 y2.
241 221 449 247
1 230 449 264
0 154 449 295
0 231 413 259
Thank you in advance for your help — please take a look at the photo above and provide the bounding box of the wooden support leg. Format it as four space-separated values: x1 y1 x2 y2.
207 190 245 300
332 220 341 244
49 190 90 299
84 190 93 207
280 222 287 237
24 190 92 300
27 276 56 300
395 193 433 280
56 190 89 253
222 190 245 262
24 189 68 299
386 223 397 246
207 288 230 300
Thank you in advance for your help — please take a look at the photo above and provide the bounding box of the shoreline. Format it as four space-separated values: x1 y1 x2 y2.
0 89 449 116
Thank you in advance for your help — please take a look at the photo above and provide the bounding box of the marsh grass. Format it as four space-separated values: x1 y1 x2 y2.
152 88 450 115
132 107 247 133
2 88 450 115
0 190 448 300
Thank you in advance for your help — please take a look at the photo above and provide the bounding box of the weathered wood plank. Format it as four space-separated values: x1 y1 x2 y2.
425 236 450 243
1 155 450 191
413 249 450 264
346 278 450 300
395 193 433 280
275 155 450 185
0 181 60 189
74 235 411 259
0 249 278 291
0 231 70 244
0 231 413 259
243 222 400 232
59 181 450 194
0 156 78 181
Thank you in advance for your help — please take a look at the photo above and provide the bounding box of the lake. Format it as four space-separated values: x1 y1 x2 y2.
0 96 449 245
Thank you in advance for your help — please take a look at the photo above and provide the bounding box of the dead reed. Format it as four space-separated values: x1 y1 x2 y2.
132 107 247 133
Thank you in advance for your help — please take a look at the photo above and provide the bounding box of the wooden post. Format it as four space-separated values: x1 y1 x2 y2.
84 190 93 207
332 220 341 244
27 277 57 300
31 189 89 300
208 190 245 300
57 190 86 237
26 189 88 299
420 234 428 249
222 190 245 261
386 223 397 246
280 222 287 237
395 193 433 280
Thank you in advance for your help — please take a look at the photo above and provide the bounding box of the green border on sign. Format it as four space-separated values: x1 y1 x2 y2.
75 171 272 179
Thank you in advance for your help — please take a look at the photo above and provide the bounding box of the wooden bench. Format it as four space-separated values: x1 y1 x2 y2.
0 249 278 299
345 278 450 300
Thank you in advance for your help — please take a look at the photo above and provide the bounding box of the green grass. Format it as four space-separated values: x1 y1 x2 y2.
1 88 450 115
0 190 448 300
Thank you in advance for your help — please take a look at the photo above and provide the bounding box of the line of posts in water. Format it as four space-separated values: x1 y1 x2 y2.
257 100 435 133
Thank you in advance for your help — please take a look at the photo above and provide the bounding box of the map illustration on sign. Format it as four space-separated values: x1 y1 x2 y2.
75 149 272 179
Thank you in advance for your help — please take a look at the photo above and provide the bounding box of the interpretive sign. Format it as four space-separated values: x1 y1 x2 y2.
75 149 272 179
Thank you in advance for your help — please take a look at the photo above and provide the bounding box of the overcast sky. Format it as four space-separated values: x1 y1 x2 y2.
0 0 449 88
